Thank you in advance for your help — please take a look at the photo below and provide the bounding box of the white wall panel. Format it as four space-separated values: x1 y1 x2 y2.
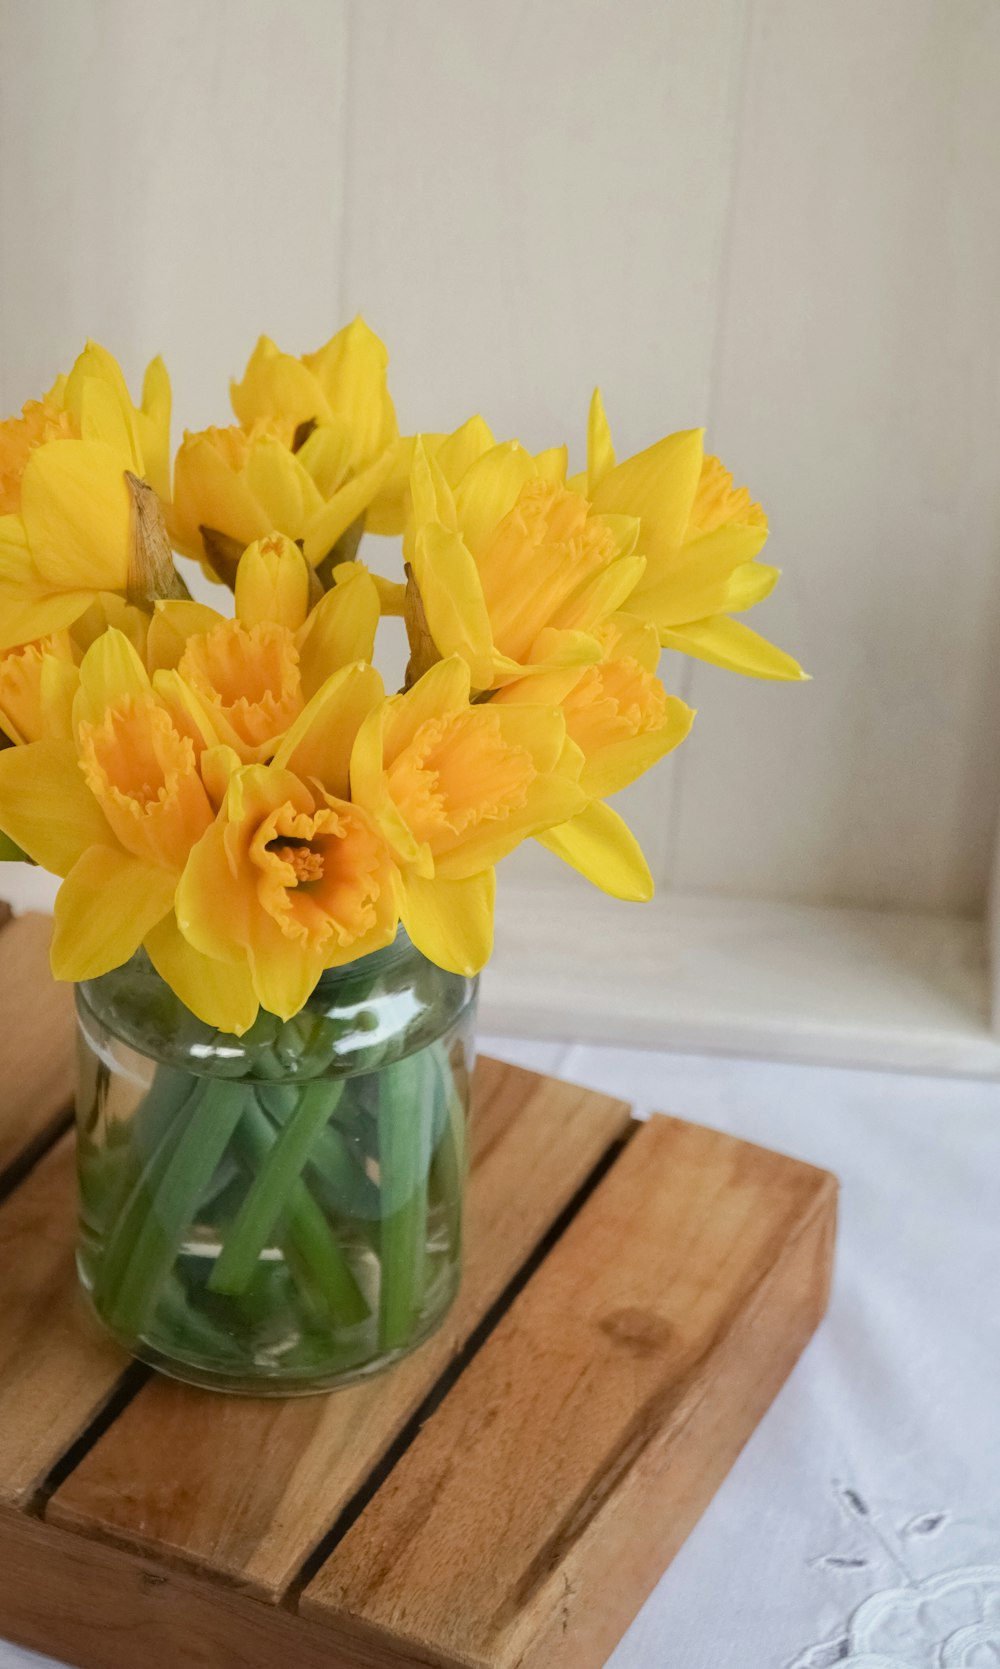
669 0 1000 914
0 0 350 428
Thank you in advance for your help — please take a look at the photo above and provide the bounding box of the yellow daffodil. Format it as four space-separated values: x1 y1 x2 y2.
0 629 252 1022
0 342 172 651
176 662 399 1025
0 631 79 745
350 656 586 974
574 390 805 681
147 533 379 763
172 318 400 578
493 612 695 900
403 438 640 692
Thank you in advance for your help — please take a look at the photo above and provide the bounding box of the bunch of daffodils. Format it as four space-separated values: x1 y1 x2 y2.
0 322 803 1036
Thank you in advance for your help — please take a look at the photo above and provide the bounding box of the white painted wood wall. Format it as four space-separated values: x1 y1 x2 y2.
2 0 1000 1070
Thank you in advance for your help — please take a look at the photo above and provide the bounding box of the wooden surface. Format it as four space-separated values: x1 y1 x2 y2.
0 912 76 1185
301 1115 836 1669
49 1063 631 1596
0 902 838 1669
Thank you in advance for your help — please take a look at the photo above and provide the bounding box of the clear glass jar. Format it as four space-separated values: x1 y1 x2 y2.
74 934 477 1395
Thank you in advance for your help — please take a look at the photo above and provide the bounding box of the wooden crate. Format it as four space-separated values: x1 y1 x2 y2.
0 910 837 1669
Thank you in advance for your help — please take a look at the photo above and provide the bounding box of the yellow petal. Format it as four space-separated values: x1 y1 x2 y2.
296 567 379 698
244 433 323 539
139 355 172 502
629 522 771 627
231 336 330 430
39 655 80 741
453 442 538 556
272 661 384 798
151 667 222 751
75 626 150 730
383 656 471 758
144 912 258 1034
199 743 242 810
400 866 495 976
586 388 616 489
661 614 808 681
536 800 654 901
51 847 176 980
533 445 568 482
549 552 647 635
176 819 252 964
172 430 273 557
350 704 430 873
234 532 311 632
0 738 111 874
410 523 494 690
300 447 396 565
146 599 223 673
0 589 94 654
590 429 704 555
248 922 327 1022
303 317 398 464
20 438 132 591
435 415 495 483
63 341 142 471
719 561 780 613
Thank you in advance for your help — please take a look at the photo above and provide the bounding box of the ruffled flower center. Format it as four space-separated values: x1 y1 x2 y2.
561 657 667 756
79 692 212 866
251 798 384 951
387 707 535 851
689 454 766 537
179 619 303 759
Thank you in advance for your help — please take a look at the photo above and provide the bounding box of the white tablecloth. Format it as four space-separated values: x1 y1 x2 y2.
4 1037 1000 1669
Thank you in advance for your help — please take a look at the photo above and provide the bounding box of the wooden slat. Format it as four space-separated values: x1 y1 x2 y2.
301 1115 837 1669
47 1058 632 1598
0 1134 129 1508
0 912 76 1184
0 1509 366 1669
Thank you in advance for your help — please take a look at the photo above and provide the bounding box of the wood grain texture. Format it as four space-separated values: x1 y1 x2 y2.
47 1058 631 1598
301 1115 837 1669
0 912 76 1184
0 1134 128 1509
0 1509 363 1669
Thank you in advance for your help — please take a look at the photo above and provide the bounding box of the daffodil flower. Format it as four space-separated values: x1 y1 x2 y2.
350 656 587 974
403 437 643 692
176 663 400 1026
574 390 806 681
0 342 171 651
171 318 401 577
492 612 695 900
0 631 79 745
147 532 379 764
0 628 253 1023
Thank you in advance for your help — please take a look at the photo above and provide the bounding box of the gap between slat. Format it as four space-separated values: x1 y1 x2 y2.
284 1122 638 1609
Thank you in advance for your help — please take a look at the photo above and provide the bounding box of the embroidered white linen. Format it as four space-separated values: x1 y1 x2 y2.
2 1039 998 1669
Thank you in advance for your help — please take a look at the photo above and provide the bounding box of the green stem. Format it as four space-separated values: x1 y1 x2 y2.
428 1044 467 1258
227 1095 370 1327
378 1051 434 1350
103 1080 248 1339
209 1081 343 1294
93 1070 204 1314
